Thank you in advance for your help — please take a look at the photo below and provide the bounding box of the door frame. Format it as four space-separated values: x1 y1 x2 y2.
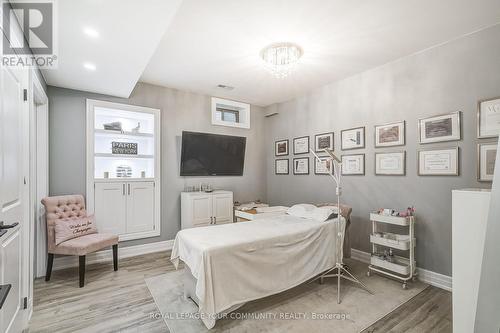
30 70 49 282
1 34 30 332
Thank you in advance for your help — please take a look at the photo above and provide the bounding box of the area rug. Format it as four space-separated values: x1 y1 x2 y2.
145 259 427 333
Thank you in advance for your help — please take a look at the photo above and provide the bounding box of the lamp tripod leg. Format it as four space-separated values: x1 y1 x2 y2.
340 265 373 295
337 270 341 304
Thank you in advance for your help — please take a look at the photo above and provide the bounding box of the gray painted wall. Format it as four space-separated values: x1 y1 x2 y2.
48 83 267 246
264 25 500 275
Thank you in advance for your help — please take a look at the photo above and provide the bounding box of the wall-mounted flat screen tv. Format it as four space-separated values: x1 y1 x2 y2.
180 131 246 176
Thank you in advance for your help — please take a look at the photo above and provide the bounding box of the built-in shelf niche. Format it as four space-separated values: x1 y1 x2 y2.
92 106 156 179
86 99 161 242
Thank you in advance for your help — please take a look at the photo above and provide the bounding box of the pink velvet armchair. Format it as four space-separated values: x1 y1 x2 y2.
41 195 119 287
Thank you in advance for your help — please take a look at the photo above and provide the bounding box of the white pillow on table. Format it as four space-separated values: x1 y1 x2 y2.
287 204 338 222
286 204 316 218
310 206 338 222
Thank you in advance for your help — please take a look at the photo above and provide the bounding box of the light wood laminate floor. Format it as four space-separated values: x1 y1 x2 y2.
29 251 451 333
29 252 171 333
361 284 452 332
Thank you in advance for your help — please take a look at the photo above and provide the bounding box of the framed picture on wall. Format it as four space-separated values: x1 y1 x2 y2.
275 139 289 156
374 121 405 147
418 111 461 144
293 136 310 154
314 156 332 175
341 154 365 175
478 142 497 182
275 159 289 175
293 157 309 175
315 132 334 152
418 147 459 176
375 151 406 175
478 97 500 138
341 126 365 150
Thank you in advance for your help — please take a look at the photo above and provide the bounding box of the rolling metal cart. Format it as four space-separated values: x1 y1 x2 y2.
367 213 417 289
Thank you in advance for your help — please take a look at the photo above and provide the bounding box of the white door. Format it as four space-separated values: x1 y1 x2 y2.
126 182 154 234
212 194 233 225
0 64 26 332
192 195 212 227
94 183 127 235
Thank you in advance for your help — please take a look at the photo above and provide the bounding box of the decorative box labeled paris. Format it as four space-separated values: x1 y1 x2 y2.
111 141 138 155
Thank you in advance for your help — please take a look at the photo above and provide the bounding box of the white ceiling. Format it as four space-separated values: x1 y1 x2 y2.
141 0 500 106
45 0 500 105
41 0 183 97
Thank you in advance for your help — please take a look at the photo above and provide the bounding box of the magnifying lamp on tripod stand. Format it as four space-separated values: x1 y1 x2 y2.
310 147 373 304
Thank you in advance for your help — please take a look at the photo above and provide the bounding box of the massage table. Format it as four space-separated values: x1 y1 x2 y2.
171 207 351 329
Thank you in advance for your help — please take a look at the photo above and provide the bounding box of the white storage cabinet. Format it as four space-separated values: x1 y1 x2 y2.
94 181 155 236
181 191 234 229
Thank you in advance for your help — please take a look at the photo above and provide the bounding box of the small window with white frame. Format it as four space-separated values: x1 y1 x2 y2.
211 97 250 129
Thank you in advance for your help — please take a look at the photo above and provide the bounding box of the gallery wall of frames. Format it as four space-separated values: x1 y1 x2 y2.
274 97 499 182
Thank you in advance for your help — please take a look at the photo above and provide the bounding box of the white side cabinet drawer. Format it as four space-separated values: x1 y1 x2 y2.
212 194 233 224
191 195 212 227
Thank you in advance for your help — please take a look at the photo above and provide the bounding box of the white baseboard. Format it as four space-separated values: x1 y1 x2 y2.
52 239 174 272
416 267 452 292
350 248 452 291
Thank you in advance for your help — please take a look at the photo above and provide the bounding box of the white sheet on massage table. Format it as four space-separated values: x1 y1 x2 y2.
171 214 340 329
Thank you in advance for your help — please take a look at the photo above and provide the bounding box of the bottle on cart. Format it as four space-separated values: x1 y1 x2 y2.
387 248 394 262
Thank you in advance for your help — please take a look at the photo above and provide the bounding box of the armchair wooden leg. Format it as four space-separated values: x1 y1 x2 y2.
79 255 86 288
45 253 54 281
112 244 118 271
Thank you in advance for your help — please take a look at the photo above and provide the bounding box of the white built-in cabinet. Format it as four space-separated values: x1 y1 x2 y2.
86 100 161 241
181 191 234 229
94 181 155 235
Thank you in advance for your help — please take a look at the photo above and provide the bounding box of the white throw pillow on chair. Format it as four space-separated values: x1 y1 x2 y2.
54 215 98 245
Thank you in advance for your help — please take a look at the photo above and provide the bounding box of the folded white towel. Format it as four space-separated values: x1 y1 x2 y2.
255 206 289 213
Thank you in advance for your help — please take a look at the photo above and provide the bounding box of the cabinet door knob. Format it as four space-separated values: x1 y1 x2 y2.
214 217 216 224
128 184 131 195
122 184 125 195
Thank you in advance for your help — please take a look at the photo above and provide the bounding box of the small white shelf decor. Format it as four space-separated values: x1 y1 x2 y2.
86 99 161 241
367 212 417 289
95 129 154 138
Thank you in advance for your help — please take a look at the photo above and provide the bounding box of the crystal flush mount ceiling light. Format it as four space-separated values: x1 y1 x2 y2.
260 42 303 78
